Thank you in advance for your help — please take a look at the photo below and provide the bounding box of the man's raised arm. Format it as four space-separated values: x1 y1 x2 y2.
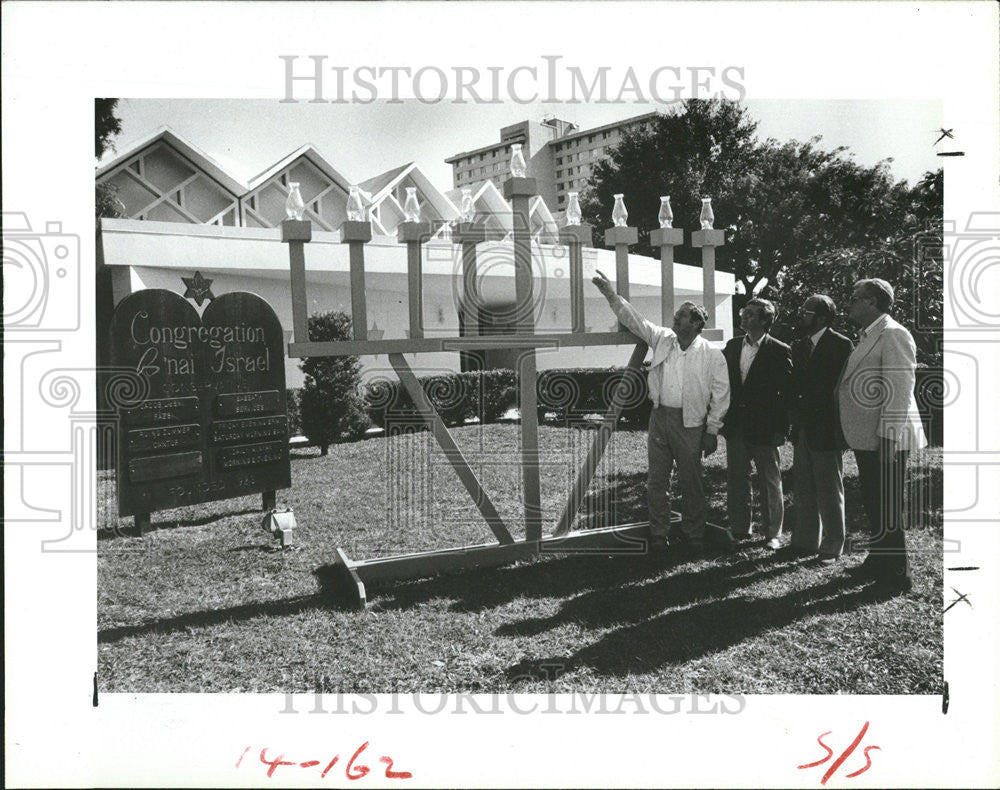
591 270 659 346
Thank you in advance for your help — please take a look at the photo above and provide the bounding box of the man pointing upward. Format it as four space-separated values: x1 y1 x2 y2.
592 270 730 553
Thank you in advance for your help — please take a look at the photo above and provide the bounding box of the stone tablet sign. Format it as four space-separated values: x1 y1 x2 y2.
109 289 291 530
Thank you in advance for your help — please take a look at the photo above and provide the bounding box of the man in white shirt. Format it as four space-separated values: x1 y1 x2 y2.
592 272 730 553
837 278 927 594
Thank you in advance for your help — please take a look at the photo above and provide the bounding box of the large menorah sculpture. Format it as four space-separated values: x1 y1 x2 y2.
282 177 724 608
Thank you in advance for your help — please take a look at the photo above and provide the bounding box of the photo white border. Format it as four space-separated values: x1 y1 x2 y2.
4 2 999 787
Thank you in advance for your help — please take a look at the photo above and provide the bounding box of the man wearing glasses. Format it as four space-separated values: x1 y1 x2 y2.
837 279 927 594
592 271 729 554
788 295 854 563
721 299 793 550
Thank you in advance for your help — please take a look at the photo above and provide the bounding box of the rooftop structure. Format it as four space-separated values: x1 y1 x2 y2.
444 111 662 216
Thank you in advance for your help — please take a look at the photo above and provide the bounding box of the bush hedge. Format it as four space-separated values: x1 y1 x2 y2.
288 362 945 446
360 365 652 435
365 369 519 434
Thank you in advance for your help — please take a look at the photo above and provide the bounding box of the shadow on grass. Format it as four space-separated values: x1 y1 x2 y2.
97 506 265 540
504 574 894 682
372 543 805 616
98 565 354 644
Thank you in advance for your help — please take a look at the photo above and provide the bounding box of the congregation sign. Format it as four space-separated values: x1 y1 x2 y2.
109 289 291 528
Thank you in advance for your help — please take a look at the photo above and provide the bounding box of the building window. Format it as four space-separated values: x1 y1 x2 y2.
589 134 595 142
603 131 610 139
558 195 565 204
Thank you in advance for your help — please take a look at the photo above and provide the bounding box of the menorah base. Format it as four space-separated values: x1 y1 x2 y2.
329 516 729 610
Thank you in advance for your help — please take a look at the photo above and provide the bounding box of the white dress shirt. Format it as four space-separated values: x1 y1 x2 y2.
739 334 765 382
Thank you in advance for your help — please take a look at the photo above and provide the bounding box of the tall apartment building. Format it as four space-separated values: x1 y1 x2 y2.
445 111 661 216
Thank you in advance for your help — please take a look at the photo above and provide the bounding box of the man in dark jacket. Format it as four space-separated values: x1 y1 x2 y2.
789 294 854 563
721 298 793 549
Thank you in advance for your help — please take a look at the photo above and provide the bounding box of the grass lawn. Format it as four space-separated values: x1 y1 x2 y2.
97 422 943 694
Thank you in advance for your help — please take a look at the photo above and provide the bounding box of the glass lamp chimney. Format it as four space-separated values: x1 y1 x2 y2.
700 197 715 230
510 144 527 178
347 185 365 222
285 182 305 221
403 187 420 222
611 194 628 228
658 196 673 229
565 192 582 226
460 187 475 222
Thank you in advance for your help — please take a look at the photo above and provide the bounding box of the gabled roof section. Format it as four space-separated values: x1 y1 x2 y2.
363 163 459 231
246 143 354 195
96 126 245 197
446 180 508 216
359 162 414 198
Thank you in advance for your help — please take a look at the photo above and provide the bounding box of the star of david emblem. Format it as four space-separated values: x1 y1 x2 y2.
182 271 215 306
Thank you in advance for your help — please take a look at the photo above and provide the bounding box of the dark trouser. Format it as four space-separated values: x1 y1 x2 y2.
854 449 911 584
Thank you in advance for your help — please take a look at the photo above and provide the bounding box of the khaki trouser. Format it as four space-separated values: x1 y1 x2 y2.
726 430 784 540
647 406 707 540
791 427 846 556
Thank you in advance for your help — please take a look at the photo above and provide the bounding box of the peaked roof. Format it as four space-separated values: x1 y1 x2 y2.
359 162 414 197
96 126 246 196
245 143 355 195
364 162 458 221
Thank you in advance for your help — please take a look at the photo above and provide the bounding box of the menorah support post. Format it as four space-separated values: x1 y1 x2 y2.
281 219 312 343
650 227 684 326
553 341 649 536
455 223 487 356
398 222 432 339
605 225 638 331
340 220 372 341
691 229 725 329
505 176 542 542
560 224 592 333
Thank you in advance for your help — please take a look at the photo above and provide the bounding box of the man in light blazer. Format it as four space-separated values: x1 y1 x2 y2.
837 278 927 593
789 295 854 563
721 298 793 549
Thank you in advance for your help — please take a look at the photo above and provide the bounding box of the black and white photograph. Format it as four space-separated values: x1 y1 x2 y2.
4 2 999 787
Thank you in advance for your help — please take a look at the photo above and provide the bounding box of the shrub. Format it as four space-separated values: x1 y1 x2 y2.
285 388 302 437
365 369 519 433
299 312 370 454
536 365 651 426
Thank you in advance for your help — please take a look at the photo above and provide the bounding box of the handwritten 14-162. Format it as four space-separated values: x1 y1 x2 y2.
237 741 412 781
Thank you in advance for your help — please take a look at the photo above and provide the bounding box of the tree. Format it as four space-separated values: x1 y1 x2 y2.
96 99 122 158
582 99 905 299
96 98 125 221
770 169 943 367
298 311 370 454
